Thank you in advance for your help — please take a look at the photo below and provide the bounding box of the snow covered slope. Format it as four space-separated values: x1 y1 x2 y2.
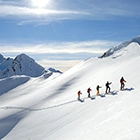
0 37 140 140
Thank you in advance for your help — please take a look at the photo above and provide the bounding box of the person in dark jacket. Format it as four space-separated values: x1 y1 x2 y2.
87 87 92 98
120 77 126 90
105 81 112 94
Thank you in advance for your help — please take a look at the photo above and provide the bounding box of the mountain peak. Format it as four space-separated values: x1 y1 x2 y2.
0 53 62 79
15 53 33 60
100 36 140 58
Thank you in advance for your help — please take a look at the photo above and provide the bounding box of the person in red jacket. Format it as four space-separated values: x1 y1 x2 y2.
87 87 92 98
120 77 126 90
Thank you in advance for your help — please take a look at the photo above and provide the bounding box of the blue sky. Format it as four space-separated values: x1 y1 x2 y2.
0 0 140 71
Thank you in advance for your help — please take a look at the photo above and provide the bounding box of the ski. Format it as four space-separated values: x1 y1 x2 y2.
90 95 96 100
78 98 84 102
96 94 106 97
106 91 118 95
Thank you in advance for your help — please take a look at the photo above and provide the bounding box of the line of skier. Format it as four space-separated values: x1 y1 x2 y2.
77 77 126 100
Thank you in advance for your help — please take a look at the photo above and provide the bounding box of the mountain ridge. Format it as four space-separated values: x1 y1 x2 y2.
100 36 140 58
0 53 62 79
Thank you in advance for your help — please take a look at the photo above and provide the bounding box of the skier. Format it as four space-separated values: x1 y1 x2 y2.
96 85 101 95
77 90 82 100
120 77 126 90
87 87 92 98
105 81 112 94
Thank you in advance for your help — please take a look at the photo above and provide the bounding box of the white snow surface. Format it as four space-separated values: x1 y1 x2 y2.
0 39 140 140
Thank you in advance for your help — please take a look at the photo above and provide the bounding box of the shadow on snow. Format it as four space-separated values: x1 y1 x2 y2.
124 87 134 91
0 111 27 139
0 77 30 96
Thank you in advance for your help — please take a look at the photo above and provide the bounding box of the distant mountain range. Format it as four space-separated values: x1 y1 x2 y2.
1 36 140 79
0 53 62 79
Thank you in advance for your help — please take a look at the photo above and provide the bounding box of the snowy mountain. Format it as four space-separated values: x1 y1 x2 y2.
0 36 140 140
100 35 140 58
0 53 62 79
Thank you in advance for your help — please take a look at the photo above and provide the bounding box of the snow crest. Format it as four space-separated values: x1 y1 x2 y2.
100 36 140 58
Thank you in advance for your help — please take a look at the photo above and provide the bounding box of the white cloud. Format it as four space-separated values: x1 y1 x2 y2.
0 1 89 25
0 5 87 17
0 40 119 71
0 40 119 54
0 0 139 24
37 59 81 72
